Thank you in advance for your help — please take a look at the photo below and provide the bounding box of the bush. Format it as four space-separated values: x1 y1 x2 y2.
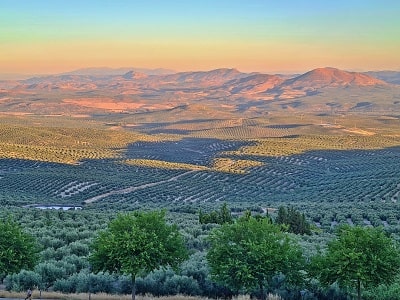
164 274 201 295
53 272 116 294
5 270 41 292
363 281 400 300
63 254 89 272
34 262 67 290
136 268 200 296
68 241 89 256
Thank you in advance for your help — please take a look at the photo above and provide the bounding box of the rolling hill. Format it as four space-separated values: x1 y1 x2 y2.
0 67 398 118
285 67 386 88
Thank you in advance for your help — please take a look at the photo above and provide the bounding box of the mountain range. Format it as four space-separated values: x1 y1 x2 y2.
0 67 399 116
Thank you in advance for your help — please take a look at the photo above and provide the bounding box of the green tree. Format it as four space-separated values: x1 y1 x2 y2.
5 270 41 292
207 214 304 300
0 219 39 281
219 203 233 224
275 206 288 225
89 210 188 300
275 206 311 235
34 262 67 290
199 203 233 225
311 225 400 300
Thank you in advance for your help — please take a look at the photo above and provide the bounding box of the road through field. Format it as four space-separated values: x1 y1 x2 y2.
84 170 197 204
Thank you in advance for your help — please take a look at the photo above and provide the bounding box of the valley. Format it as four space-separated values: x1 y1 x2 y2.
1 67 400 299
1 67 400 227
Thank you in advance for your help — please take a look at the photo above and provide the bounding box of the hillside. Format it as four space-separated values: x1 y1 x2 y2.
285 67 387 88
365 71 400 85
0 67 398 119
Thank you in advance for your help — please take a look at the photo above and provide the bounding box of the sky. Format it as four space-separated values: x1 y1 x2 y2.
1 0 399 75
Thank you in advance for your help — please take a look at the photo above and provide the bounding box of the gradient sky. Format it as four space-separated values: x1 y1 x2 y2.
1 0 399 74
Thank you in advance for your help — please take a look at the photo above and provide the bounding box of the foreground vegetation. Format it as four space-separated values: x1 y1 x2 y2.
90 211 188 300
2 207 400 300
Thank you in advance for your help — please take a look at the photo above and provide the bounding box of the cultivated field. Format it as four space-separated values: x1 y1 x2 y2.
1 113 400 231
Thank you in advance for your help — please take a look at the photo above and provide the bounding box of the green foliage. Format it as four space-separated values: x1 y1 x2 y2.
34 261 69 290
275 206 311 235
363 275 400 300
53 271 117 294
3 200 400 298
180 251 232 298
199 203 233 225
207 214 305 300
68 241 90 257
4 270 41 292
311 225 400 300
0 218 40 280
89 210 188 300
136 268 201 296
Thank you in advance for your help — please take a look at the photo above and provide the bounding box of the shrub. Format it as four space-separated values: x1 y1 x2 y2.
5 270 41 292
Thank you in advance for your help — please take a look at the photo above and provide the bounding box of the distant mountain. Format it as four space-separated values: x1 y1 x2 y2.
159 68 247 86
19 75 99 92
364 71 400 85
122 71 148 80
283 67 387 89
61 67 175 76
2 66 399 116
23 74 95 84
12 67 388 91
224 74 284 94
0 73 39 80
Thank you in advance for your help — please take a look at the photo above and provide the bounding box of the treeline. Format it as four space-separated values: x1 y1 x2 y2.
1 207 400 300
200 204 311 235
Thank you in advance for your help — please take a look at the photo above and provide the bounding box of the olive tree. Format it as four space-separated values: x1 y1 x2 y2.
0 219 39 281
89 210 188 300
311 225 400 300
207 213 304 300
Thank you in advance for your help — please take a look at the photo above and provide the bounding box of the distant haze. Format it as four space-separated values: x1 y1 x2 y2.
0 1 399 74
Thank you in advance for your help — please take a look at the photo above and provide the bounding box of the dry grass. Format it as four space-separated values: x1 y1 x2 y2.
211 158 264 174
124 159 208 171
124 158 264 174
0 291 281 300
0 291 199 300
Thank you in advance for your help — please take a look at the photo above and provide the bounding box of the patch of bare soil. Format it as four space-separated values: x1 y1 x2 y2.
63 98 145 110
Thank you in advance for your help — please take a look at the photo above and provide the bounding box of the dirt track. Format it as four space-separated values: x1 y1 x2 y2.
84 170 196 204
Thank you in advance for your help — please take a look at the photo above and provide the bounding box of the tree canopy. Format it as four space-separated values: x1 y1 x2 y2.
311 225 400 300
0 219 39 280
206 213 304 300
199 203 233 225
275 206 311 235
89 210 188 300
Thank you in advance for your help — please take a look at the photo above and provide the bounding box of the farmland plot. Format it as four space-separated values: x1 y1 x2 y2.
1 138 400 231
126 138 251 165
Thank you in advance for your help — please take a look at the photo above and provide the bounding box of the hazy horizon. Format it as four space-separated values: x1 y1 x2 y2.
0 66 400 79
1 0 399 75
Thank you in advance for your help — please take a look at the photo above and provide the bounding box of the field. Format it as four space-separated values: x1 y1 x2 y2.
1 113 400 232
